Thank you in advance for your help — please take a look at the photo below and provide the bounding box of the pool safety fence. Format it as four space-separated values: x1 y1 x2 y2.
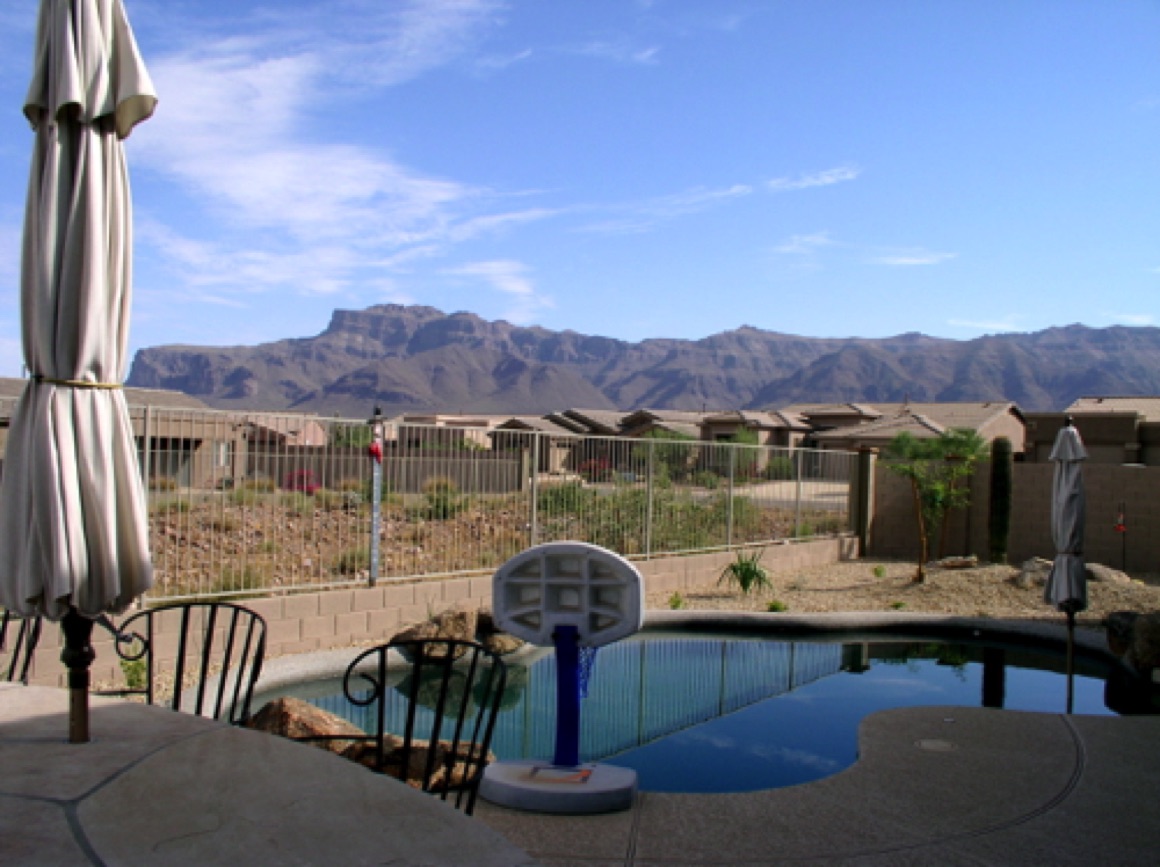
4 405 854 603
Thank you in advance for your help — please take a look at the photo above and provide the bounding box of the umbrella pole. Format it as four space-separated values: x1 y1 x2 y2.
61 609 95 743
1065 608 1075 716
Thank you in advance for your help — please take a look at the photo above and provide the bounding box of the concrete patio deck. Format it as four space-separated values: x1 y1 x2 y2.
6 609 1159 866
0 683 534 866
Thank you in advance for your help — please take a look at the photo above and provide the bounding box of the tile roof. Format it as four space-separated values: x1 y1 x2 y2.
1066 396 1160 423
0 377 210 409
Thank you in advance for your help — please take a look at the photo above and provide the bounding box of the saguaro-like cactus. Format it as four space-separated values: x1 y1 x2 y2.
988 437 1013 564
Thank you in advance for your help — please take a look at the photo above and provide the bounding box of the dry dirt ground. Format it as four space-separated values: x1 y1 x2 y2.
647 558 1160 630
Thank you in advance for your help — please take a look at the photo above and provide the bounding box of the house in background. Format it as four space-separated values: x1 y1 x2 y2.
1024 397 1160 465
794 401 1027 454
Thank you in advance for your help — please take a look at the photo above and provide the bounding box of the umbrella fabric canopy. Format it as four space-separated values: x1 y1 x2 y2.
0 0 157 621
1044 422 1088 615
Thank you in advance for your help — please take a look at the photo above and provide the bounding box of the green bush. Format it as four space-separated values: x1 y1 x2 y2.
766 599 788 612
537 482 594 514
334 546 371 575
718 548 770 595
765 456 795 480
421 476 465 520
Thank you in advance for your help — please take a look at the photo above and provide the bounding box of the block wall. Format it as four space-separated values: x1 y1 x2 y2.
22 537 857 689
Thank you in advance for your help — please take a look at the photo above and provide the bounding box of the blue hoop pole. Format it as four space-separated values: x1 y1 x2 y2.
553 624 581 767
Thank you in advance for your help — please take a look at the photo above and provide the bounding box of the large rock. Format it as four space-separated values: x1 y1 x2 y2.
1016 557 1052 589
392 607 479 661
1086 563 1132 584
478 608 526 656
343 736 495 791
930 555 978 570
1130 613 1160 677
246 696 366 754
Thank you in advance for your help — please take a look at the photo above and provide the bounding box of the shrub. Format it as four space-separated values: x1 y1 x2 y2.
873 564 886 578
334 546 371 575
765 456 795 481
691 470 720 489
421 476 464 520
149 475 178 492
718 548 770 595
766 599 788 612
668 592 686 610
537 482 594 514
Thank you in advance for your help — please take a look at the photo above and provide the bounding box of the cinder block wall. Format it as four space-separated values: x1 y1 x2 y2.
23 536 857 689
869 461 1159 572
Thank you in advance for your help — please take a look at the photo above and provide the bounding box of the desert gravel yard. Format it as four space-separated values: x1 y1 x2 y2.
647 558 1160 627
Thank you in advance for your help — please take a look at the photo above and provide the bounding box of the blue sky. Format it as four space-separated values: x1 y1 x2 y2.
1 1 1158 377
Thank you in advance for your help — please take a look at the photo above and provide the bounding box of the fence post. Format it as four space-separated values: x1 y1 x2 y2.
367 410 385 586
794 450 804 538
727 445 735 548
529 433 540 546
645 439 655 558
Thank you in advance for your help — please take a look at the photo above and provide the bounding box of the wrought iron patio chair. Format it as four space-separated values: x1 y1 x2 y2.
99 601 267 725
1 609 43 684
298 638 508 815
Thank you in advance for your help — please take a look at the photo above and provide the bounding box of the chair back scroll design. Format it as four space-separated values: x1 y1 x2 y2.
1 610 43 684
336 638 508 815
102 602 267 725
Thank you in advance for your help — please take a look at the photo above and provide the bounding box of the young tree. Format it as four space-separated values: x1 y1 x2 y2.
884 429 988 582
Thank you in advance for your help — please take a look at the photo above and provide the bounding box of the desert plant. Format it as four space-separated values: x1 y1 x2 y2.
766 599 787 612
765 455 795 480
668 592 686 610
883 429 987 582
873 564 886 578
718 548 770 595
334 546 371 575
988 436 1013 564
421 476 465 520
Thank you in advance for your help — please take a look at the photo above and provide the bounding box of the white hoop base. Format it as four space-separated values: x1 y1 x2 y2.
480 760 637 814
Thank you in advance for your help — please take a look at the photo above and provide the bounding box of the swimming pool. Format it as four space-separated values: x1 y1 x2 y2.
260 623 1144 793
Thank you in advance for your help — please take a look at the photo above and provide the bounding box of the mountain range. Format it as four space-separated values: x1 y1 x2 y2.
126 304 1160 416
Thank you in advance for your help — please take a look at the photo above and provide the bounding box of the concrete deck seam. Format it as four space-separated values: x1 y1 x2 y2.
64 723 221 867
625 792 646 866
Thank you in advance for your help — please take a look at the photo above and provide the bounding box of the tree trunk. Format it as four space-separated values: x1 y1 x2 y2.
910 479 928 582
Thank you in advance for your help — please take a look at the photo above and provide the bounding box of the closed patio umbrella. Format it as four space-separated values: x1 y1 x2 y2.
0 0 157 742
1044 417 1087 713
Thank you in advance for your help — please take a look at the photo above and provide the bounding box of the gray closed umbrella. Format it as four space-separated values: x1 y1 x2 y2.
1044 418 1087 712
0 0 157 742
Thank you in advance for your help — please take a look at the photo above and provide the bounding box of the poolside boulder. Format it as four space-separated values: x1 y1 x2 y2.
246 696 366 755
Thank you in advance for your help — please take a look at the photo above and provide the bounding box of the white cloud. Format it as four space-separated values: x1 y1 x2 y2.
948 317 1021 333
768 165 860 192
445 260 552 324
774 232 833 255
576 40 661 65
580 184 752 234
1105 312 1155 326
869 250 957 266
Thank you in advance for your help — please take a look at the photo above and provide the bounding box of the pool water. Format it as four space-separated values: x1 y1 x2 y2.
278 635 1130 793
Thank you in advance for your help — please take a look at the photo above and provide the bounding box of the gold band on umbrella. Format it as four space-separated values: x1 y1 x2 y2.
32 375 122 390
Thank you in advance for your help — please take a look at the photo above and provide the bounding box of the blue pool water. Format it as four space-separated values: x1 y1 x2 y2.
274 635 1133 793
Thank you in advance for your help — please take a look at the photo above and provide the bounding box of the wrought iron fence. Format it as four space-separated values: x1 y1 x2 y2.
0 402 856 601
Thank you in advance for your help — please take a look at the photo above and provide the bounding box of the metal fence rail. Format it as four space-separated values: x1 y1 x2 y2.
0 403 856 601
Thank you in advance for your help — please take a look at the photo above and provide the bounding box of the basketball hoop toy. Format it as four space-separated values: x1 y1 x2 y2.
480 542 644 813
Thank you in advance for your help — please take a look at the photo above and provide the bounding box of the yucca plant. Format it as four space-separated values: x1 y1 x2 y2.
718 548 770 595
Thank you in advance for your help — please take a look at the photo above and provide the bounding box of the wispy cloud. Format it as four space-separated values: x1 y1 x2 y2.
575 40 661 65
1105 312 1155 327
768 165 860 192
774 231 834 255
581 183 752 234
868 250 957 266
127 3 557 309
948 317 1022 332
444 260 552 324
